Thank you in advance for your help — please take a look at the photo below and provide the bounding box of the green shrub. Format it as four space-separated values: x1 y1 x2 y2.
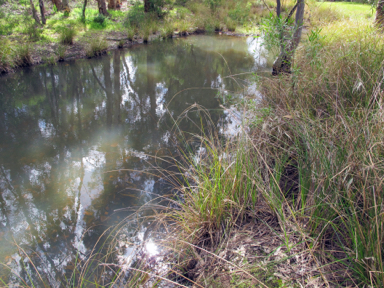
93 14 106 25
175 0 189 5
228 2 251 24
146 0 166 16
124 2 146 29
205 0 223 11
25 23 43 41
0 12 19 36
186 1 206 15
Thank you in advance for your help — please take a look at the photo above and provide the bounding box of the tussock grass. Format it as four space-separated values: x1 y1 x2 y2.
59 25 77 44
85 36 108 57
25 23 43 41
0 39 14 73
165 6 384 288
252 28 384 284
15 43 33 67
161 21 174 38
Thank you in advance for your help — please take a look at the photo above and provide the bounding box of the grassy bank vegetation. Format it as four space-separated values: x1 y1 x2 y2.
157 2 384 287
0 0 280 73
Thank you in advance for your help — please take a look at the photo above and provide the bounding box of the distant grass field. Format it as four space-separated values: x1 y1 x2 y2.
318 1 375 19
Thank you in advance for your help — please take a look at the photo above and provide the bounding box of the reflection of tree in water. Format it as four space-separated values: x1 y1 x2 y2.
0 36 256 284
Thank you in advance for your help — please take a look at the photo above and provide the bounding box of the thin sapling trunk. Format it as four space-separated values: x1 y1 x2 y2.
39 0 46 25
272 0 305 75
30 0 41 25
82 0 87 19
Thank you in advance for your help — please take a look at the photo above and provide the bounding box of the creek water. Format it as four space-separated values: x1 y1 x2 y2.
0 35 269 285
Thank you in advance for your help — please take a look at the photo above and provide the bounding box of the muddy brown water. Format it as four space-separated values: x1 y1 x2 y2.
0 35 269 285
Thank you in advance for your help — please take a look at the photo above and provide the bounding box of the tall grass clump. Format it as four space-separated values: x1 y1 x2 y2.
172 113 260 241
250 23 384 286
15 43 33 67
225 17 236 32
25 23 43 41
0 39 14 73
59 26 77 45
167 16 384 287
141 23 152 43
161 21 173 38
86 36 108 57
1 41 33 73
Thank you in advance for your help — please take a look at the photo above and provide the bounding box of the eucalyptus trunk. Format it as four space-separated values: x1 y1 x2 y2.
39 0 46 24
276 0 281 17
108 0 116 10
376 0 384 27
272 0 305 75
97 0 108 16
30 0 41 25
82 0 87 18
51 0 62 11
62 0 70 13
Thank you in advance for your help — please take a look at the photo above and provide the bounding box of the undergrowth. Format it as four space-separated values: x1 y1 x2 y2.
0 0 281 73
162 4 384 287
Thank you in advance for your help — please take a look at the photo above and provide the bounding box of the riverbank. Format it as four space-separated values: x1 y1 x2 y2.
147 2 384 287
0 26 258 74
0 0 270 74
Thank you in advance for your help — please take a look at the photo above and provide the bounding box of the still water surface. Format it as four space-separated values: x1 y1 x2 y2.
0 35 268 284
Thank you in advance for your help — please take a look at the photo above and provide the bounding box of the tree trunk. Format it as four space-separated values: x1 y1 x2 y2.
39 0 46 25
108 0 116 10
97 0 109 16
62 0 70 13
30 0 41 25
144 0 150 12
51 0 62 11
276 0 281 18
376 0 384 27
82 0 87 18
272 0 305 75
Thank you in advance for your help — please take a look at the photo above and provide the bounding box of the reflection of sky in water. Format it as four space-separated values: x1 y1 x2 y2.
247 36 269 69
156 82 168 118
